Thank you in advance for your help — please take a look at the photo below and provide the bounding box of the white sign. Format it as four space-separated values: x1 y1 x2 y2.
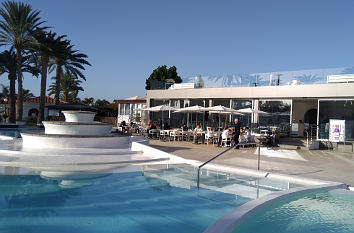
329 119 345 142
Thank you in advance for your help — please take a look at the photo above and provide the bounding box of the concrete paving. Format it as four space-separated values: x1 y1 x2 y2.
148 138 354 186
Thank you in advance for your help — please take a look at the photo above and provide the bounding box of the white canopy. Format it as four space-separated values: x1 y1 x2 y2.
174 105 208 113
236 107 268 114
207 105 243 115
143 105 177 112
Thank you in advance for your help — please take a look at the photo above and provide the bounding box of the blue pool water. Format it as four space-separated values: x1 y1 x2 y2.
0 128 30 138
0 165 283 233
232 189 354 233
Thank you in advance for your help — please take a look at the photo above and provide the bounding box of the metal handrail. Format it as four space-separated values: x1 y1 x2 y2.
197 144 236 189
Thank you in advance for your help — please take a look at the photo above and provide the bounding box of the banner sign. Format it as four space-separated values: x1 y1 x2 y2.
329 119 345 142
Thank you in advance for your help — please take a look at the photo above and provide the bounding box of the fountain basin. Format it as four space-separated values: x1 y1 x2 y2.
43 121 112 135
62 111 96 123
21 131 131 149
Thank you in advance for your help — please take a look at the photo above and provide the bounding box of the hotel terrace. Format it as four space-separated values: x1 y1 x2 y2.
146 67 354 141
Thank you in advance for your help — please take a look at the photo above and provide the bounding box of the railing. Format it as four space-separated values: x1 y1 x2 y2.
197 143 262 189
197 144 236 189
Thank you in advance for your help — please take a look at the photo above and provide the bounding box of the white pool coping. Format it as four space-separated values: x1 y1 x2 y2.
131 139 348 233
203 182 347 233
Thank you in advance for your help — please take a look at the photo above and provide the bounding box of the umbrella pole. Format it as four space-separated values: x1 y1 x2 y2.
219 114 221 130
202 112 205 130
195 113 197 128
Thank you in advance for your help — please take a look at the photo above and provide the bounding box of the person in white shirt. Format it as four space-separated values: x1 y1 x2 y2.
193 124 203 143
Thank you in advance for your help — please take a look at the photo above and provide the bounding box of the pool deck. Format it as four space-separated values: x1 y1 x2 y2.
147 138 354 186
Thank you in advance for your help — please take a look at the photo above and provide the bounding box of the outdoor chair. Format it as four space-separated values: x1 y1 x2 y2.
221 135 231 147
181 131 189 141
149 129 159 139
188 131 194 141
205 132 215 145
159 130 169 141
170 130 180 141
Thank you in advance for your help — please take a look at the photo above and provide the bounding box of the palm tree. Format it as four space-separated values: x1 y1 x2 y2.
81 97 94 106
49 43 91 105
0 49 39 123
0 1 44 121
0 84 9 99
48 71 84 103
31 29 65 124
22 89 34 99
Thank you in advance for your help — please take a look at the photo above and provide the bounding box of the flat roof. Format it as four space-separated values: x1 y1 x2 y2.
147 83 354 100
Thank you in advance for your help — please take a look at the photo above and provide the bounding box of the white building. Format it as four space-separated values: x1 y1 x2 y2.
116 96 146 125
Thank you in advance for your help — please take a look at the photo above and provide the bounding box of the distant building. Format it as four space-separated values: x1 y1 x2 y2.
147 67 354 141
115 96 146 125
0 96 65 122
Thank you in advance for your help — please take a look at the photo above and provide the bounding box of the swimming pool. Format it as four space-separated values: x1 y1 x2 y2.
232 189 354 233
0 128 34 138
0 164 287 233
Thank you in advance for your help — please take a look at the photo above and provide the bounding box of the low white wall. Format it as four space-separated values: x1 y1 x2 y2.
43 123 112 135
21 134 131 149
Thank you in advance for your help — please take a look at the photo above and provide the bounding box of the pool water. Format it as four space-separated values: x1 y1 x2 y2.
0 128 33 138
0 165 284 233
232 189 354 233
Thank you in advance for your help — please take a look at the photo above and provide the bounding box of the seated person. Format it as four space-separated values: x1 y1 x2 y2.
181 124 188 132
163 121 170 130
243 127 252 142
206 126 214 135
119 121 127 133
218 127 231 146
193 124 203 143
150 122 157 130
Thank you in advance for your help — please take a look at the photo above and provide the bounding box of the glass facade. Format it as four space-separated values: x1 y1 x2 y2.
259 100 292 135
231 99 252 128
119 104 130 115
318 100 354 141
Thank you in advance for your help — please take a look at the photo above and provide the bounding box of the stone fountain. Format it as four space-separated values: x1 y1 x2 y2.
0 111 167 188
21 111 130 149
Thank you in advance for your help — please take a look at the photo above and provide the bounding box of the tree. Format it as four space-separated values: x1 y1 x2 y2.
94 99 110 107
22 89 34 99
0 1 44 121
49 41 91 105
0 84 9 98
48 71 84 103
0 49 39 123
145 65 182 90
81 97 94 106
31 29 66 124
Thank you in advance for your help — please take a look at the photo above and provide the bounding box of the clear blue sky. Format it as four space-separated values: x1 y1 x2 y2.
1 0 354 101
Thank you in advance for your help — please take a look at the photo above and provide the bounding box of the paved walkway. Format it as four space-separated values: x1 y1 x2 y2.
148 138 354 186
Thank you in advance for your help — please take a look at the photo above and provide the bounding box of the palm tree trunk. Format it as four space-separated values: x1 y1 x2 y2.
8 73 16 123
54 62 62 105
37 54 49 124
15 49 23 121
64 90 68 103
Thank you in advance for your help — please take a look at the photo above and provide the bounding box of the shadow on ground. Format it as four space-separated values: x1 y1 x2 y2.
149 144 192 153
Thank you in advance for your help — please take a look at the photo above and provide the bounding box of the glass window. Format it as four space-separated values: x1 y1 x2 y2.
125 104 130 115
119 104 125 115
231 99 252 128
259 100 292 135
318 100 354 141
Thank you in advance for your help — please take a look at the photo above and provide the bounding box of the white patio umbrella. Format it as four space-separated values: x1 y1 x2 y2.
207 105 243 129
174 105 208 129
236 107 268 114
236 108 269 127
144 105 177 112
143 105 178 126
